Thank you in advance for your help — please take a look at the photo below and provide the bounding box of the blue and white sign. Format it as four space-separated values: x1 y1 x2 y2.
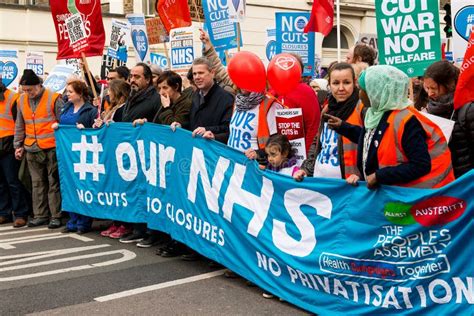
126 14 151 64
202 0 242 52
43 64 76 93
0 49 19 92
55 124 474 315
452 1 474 63
266 28 276 63
227 0 246 22
26 51 44 76
107 19 130 62
169 27 200 73
150 53 169 70
276 12 315 77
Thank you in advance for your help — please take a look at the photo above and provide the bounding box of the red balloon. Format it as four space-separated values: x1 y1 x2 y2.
227 51 266 93
267 53 302 96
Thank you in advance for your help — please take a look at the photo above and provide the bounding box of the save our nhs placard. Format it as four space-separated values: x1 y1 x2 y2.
169 27 200 73
276 13 315 77
107 19 130 62
126 14 151 64
55 124 474 315
0 49 19 92
26 51 44 76
202 0 242 51
375 0 441 77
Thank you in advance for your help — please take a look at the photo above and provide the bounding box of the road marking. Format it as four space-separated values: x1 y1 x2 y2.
0 233 93 249
0 244 110 266
0 249 136 281
94 269 226 302
0 227 49 236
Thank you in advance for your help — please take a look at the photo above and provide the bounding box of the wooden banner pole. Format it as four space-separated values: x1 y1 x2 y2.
81 52 98 100
236 22 241 52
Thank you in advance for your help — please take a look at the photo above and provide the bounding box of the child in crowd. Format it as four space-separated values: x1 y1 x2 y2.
264 134 300 176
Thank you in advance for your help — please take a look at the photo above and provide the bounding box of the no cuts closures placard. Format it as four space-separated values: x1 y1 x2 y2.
49 0 105 59
376 0 441 77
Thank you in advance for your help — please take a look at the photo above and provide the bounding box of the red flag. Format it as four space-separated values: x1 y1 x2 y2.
454 30 474 110
303 0 334 36
49 0 105 59
156 0 192 33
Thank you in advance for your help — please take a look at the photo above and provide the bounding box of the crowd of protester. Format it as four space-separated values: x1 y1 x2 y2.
0 33 473 301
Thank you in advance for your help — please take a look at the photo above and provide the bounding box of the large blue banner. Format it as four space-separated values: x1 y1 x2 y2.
55 124 474 315
202 0 242 51
276 12 315 77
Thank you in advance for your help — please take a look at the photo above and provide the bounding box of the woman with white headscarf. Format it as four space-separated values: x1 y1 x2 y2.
326 65 454 189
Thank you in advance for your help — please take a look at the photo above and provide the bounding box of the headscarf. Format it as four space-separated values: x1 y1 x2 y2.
311 79 329 91
361 65 411 129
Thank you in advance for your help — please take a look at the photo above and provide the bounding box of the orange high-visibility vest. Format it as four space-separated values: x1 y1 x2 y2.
377 107 454 188
257 95 279 149
18 89 59 149
341 101 365 178
0 90 19 138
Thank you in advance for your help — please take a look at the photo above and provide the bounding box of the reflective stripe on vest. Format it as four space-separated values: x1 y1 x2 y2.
378 108 454 189
341 101 364 178
0 90 18 137
257 96 278 149
19 89 58 149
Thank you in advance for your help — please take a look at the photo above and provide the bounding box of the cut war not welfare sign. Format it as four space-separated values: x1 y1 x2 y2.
55 124 473 315
376 0 441 77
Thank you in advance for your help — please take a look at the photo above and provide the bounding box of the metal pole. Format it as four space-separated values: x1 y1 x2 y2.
336 0 341 62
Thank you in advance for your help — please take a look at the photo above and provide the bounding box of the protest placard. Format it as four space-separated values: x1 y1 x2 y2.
227 0 246 22
276 12 315 77
0 49 19 92
49 0 105 59
376 0 441 77
43 64 76 93
25 51 44 76
65 13 89 53
203 0 242 51
100 54 127 80
150 53 169 69
127 14 151 63
275 108 306 163
266 28 276 63
452 0 474 63
145 17 169 45
107 19 130 62
169 27 200 73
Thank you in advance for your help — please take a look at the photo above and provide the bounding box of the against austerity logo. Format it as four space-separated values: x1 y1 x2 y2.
384 196 466 226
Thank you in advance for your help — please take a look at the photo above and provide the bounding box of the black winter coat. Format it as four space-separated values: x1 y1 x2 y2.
449 102 474 178
190 83 234 143
122 86 161 122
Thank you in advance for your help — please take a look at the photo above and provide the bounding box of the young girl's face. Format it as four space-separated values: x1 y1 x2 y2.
265 145 287 168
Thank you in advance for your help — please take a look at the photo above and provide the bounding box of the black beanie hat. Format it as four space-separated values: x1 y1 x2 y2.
20 69 41 86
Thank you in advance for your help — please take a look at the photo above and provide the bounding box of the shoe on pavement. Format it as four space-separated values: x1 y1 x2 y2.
100 224 120 237
13 218 27 228
76 229 90 235
181 251 201 261
48 218 62 229
0 216 12 225
160 241 187 257
109 225 132 239
62 227 76 233
28 217 49 227
224 270 239 279
262 292 275 299
119 232 145 244
137 234 164 248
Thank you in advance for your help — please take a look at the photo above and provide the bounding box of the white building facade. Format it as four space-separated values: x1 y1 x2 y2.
0 0 448 77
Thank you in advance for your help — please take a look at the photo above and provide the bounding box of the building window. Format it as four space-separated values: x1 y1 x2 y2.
323 28 349 49
0 0 21 4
